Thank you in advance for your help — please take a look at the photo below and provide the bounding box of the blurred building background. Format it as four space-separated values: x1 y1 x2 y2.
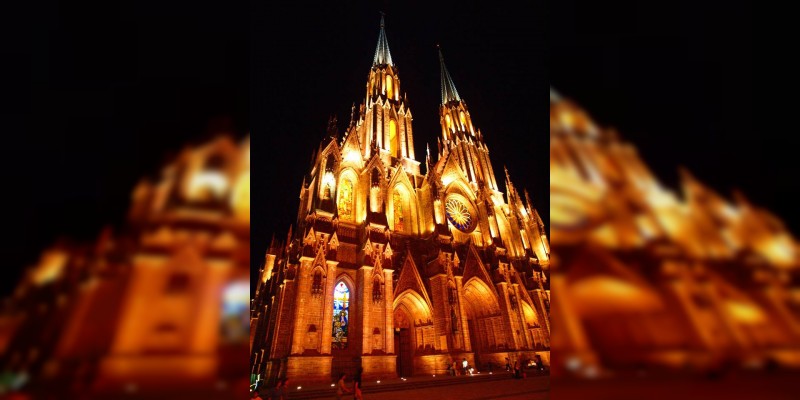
0 136 251 398
550 88 800 378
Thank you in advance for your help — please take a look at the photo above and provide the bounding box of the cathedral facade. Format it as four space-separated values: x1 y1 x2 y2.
250 18 550 384
550 88 800 376
0 135 251 398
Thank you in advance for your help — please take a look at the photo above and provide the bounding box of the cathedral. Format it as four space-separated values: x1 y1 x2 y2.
0 135 251 398
249 18 551 384
549 88 800 376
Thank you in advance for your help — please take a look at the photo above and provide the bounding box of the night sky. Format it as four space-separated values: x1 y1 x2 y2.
1 1 247 296
5 1 781 299
550 1 800 235
251 2 548 281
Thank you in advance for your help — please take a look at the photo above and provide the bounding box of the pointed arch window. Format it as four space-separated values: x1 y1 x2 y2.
385 75 393 98
332 281 350 349
459 111 466 130
393 190 405 232
451 307 459 333
337 179 354 222
445 114 453 132
389 119 398 157
370 169 382 213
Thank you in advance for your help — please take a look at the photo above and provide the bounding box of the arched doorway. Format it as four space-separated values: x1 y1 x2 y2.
461 278 502 368
392 290 433 377
393 308 413 377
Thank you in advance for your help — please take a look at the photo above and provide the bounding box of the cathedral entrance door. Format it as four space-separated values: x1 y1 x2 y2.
394 328 413 377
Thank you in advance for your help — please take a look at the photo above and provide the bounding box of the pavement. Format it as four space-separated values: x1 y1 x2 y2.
550 369 799 400
278 369 549 399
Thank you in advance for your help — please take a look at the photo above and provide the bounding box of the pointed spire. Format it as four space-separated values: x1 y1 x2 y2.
348 102 356 128
372 13 394 66
426 143 431 164
438 46 462 104
327 114 338 139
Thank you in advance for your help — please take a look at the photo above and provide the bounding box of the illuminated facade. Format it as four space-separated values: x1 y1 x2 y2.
250 18 550 384
550 88 800 376
0 136 251 397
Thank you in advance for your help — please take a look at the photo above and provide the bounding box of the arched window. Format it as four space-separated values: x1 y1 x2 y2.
451 307 458 333
389 119 398 157
321 153 336 200
311 269 324 295
459 111 466 129
370 169 381 213
337 179 354 222
445 114 452 132
393 190 405 232
385 75 393 98
332 281 350 349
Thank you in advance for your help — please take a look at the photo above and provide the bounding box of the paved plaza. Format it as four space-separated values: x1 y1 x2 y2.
279 372 549 400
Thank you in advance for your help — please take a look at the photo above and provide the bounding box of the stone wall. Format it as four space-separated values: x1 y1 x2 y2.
286 356 332 383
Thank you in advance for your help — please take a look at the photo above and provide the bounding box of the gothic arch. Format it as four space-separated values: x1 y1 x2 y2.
461 277 506 356
337 168 359 223
334 273 355 292
444 179 477 203
389 185 411 233
521 300 539 327
461 277 501 319
393 289 433 323
388 170 420 234
332 274 355 350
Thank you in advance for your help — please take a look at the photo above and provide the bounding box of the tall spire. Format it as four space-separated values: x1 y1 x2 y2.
438 47 461 104
372 13 393 66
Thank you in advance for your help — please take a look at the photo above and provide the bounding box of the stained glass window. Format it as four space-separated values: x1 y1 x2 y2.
393 191 405 232
332 281 350 349
445 198 472 232
338 180 354 222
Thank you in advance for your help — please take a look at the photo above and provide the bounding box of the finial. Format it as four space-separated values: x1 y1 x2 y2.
438 45 462 104
379 11 386 27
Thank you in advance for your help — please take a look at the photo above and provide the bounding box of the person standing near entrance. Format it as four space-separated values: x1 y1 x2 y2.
336 373 351 400
462 358 468 375
452 360 459 376
353 368 363 400
535 354 544 372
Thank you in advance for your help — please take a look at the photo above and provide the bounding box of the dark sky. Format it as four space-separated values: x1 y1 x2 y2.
550 1 800 235
251 2 548 280
1 1 247 296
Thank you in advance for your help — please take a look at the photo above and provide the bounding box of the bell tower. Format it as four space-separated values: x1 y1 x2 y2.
359 15 418 173
436 48 499 191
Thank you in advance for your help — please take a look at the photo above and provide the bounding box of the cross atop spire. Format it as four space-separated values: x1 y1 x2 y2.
372 13 394 66
438 46 462 104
